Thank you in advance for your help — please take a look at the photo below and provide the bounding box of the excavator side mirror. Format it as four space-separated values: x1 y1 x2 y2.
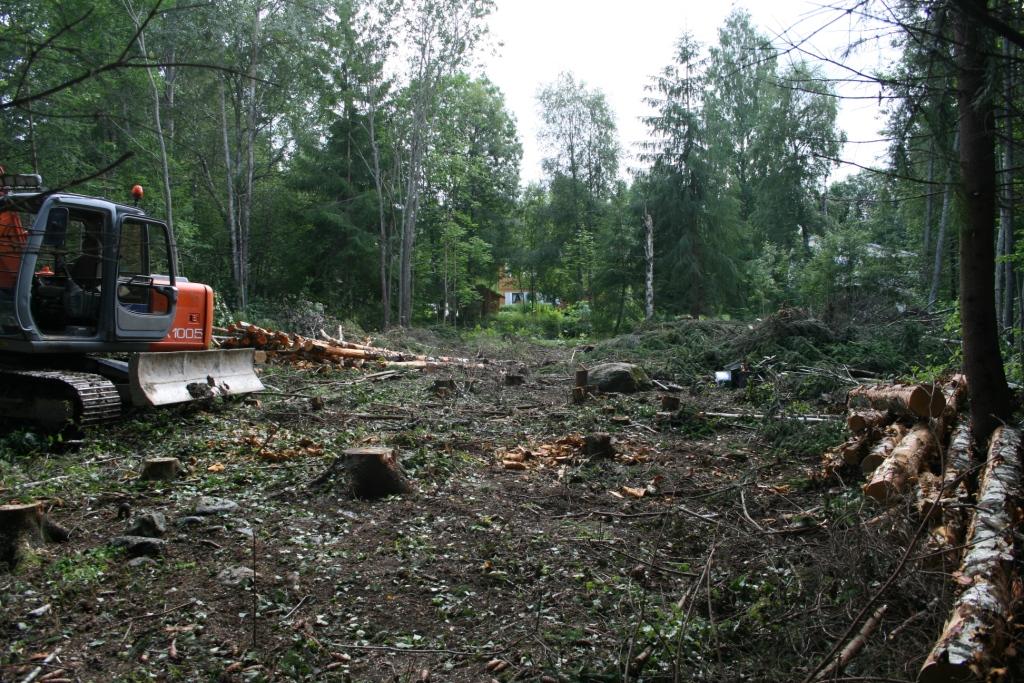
42 208 69 247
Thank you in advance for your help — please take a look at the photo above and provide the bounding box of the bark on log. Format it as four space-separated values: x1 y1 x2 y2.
846 409 892 434
919 426 1021 683
943 419 976 495
848 383 945 419
926 418 978 565
861 423 910 474
915 471 943 520
863 423 936 503
140 457 182 481
344 447 412 499
931 375 970 444
0 502 44 571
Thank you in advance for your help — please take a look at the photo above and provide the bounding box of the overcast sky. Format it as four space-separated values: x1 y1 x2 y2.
479 0 895 185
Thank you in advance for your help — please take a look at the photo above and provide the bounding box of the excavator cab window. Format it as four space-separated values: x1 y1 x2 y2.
117 219 173 314
31 207 105 335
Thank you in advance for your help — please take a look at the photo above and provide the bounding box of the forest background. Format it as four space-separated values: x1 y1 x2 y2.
1 0 1021 355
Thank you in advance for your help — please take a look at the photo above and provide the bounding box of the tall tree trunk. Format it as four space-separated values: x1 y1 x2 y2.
219 79 240 302
999 37 1016 337
398 127 422 328
370 109 391 330
643 208 654 320
955 0 1011 444
236 5 262 310
928 130 959 308
28 112 38 173
136 27 174 244
614 279 627 334
923 141 935 264
399 81 429 327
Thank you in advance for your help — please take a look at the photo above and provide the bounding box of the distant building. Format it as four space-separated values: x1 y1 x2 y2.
497 270 557 306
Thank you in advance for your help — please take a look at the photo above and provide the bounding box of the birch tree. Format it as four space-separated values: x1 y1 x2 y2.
395 0 494 327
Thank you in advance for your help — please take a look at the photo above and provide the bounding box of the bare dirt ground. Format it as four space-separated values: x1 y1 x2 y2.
0 321 1018 682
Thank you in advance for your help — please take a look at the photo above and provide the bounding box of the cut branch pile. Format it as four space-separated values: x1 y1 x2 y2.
220 322 485 369
496 434 652 471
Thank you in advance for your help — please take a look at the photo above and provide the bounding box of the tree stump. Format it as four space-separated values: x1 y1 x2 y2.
572 367 589 404
344 447 412 499
0 502 45 571
140 457 182 481
660 394 681 412
584 433 615 459
431 378 457 397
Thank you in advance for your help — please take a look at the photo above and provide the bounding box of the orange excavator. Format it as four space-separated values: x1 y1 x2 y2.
0 172 263 431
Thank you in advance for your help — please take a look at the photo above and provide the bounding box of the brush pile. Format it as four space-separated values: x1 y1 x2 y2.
817 375 1023 682
219 322 485 369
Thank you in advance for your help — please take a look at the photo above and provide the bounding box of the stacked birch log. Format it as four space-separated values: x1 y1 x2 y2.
219 322 485 370
820 376 1023 682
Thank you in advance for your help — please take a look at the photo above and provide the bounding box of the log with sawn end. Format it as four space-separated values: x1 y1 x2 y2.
863 423 935 503
847 383 945 419
860 423 909 474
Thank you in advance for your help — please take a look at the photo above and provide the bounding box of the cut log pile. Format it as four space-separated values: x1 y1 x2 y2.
219 322 486 370
816 376 1024 682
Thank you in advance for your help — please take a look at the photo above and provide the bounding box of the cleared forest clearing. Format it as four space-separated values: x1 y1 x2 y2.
1 315 1020 682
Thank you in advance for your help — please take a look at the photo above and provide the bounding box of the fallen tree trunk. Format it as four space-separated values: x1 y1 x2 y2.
860 423 909 474
943 418 976 495
846 409 892 434
926 419 977 565
223 322 484 369
848 383 945 419
931 374 969 444
863 423 935 503
919 426 1021 683
915 471 943 520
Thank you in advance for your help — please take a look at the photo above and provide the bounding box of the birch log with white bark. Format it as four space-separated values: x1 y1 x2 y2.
919 427 1021 683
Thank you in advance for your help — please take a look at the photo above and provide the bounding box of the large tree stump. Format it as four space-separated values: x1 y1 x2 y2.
0 503 45 571
504 373 525 387
431 378 457 397
572 367 589 404
344 447 412 499
848 383 945 419
140 457 182 481
583 432 615 459
919 426 1021 683
660 394 681 412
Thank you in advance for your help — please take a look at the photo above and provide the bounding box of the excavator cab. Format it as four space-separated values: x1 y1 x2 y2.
0 175 262 428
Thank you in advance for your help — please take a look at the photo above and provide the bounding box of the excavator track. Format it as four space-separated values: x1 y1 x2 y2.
0 369 122 430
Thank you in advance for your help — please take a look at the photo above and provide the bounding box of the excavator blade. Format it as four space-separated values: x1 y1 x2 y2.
129 349 264 407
